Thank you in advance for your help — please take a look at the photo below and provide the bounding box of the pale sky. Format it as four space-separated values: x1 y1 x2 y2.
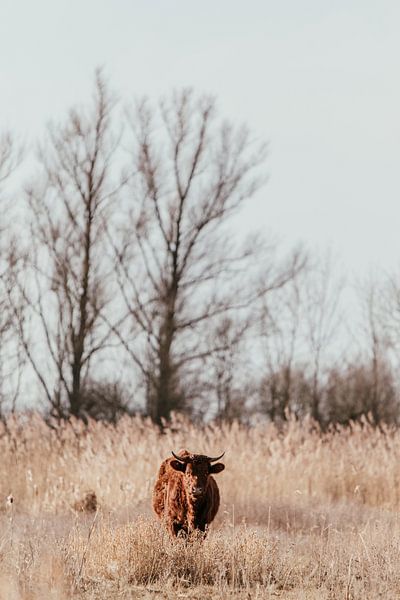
1 0 400 274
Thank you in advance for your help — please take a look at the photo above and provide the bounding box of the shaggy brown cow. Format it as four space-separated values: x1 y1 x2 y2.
153 449 225 537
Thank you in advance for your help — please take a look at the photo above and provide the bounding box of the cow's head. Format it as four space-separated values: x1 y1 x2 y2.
170 451 225 500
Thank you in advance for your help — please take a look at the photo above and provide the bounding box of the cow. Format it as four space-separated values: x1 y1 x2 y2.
152 449 225 537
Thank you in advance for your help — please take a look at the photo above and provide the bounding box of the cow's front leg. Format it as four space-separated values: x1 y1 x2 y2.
170 521 188 538
168 520 179 537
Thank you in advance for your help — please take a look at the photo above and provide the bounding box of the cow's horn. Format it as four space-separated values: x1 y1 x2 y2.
208 452 225 463
171 451 191 463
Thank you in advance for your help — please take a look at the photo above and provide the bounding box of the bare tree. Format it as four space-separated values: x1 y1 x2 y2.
258 270 304 421
0 133 24 413
359 278 389 424
303 250 345 424
11 73 122 418
361 268 400 424
210 316 250 422
380 269 400 366
110 89 302 423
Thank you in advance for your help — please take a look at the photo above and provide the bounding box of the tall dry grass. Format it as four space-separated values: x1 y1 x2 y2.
1 414 400 598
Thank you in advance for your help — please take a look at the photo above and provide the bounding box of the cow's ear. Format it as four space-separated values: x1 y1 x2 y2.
210 462 225 474
170 460 186 472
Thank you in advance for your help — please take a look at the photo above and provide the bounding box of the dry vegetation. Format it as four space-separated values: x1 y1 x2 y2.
1 414 400 599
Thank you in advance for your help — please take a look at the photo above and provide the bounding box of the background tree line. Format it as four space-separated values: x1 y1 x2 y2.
1 72 400 428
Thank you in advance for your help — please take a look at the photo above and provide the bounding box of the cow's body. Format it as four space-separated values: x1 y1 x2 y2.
153 450 225 537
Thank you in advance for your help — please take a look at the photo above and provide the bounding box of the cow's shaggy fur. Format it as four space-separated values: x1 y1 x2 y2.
153 449 225 537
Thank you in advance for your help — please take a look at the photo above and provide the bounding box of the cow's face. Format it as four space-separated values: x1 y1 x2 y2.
171 455 225 499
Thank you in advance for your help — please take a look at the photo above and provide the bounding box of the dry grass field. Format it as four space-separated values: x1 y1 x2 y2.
1 414 400 599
